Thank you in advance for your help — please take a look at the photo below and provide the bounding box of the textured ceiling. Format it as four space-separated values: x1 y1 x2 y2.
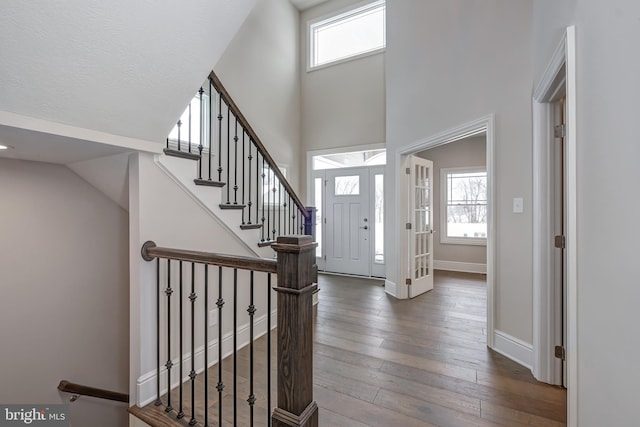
0 0 256 143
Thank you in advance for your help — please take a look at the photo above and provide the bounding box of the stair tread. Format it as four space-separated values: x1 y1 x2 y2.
258 239 277 248
219 203 246 210
163 148 200 161
194 178 225 187
240 223 263 230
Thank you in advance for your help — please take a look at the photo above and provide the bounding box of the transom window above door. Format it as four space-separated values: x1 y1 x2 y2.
312 149 385 170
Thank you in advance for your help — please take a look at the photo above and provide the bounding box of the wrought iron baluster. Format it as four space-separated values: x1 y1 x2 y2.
217 95 223 182
226 104 231 204
267 273 272 426
279 182 283 239
198 88 204 180
189 263 197 426
177 120 182 152
267 165 271 242
241 130 246 224
155 259 162 407
261 157 266 241
256 150 261 233
272 180 277 241
208 82 213 181
178 261 184 419
188 102 192 153
233 117 239 204
204 264 209 427
247 140 253 224
165 260 173 413
247 271 256 426
288 196 292 234
216 267 224 426
233 268 238 426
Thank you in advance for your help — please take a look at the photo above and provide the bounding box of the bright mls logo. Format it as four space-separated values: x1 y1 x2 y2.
0 405 69 426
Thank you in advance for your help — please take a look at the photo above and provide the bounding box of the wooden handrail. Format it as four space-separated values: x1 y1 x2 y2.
209 71 309 219
58 380 128 403
141 241 278 273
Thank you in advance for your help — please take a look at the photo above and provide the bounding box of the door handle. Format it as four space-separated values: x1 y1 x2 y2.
360 225 369 230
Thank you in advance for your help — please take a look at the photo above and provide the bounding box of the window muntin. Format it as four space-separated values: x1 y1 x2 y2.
441 168 487 245
309 1 386 69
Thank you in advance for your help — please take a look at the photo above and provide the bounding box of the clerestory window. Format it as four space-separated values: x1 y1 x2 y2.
308 0 386 70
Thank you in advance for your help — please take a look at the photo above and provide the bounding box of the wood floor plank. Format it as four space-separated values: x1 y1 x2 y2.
135 271 566 427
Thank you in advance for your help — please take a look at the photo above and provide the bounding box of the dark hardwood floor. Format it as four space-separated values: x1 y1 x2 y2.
133 270 566 426
314 270 566 427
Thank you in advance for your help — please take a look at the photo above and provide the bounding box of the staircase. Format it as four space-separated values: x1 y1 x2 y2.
129 71 318 427
159 71 313 254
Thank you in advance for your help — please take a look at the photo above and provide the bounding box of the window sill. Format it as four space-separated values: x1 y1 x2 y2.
307 48 385 73
440 237 487 247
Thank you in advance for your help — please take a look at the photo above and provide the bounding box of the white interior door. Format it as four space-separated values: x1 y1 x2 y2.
408 156 434 297
325 168 370 276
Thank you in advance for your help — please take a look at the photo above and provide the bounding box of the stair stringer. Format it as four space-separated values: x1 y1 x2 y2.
155 154 275 258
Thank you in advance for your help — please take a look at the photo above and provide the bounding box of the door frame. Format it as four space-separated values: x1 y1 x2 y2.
307 144 387 277
397 115 495 348
532 26 577 426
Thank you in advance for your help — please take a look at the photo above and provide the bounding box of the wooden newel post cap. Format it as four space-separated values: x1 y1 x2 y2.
272 235 317 253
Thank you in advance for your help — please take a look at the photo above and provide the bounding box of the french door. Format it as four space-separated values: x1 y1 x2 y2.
408 156 434 297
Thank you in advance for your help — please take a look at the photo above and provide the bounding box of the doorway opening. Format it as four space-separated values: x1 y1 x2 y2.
532 25 575 425
308 146 386 278
398 115 496 347
411 134 489 297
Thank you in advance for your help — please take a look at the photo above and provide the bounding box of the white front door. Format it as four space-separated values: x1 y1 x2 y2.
325 168 370 276
408 156 434 297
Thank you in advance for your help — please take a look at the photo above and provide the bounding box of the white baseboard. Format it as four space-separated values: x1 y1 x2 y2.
136 310 277 407
384 279 397 297
434 260 487 274
492 330 533 370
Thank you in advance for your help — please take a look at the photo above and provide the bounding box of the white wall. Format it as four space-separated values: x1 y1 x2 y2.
129 152 275 406
533 1 640 424
386 1 534 345
0 158 129 427
300 0 386 200
417 136 487 266
214 0 303 192
0 0 255 143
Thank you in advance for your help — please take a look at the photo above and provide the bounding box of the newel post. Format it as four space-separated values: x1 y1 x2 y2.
271 235 318 427
303 207 317 241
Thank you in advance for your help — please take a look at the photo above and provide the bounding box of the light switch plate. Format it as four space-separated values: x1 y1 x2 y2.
513 197 524 214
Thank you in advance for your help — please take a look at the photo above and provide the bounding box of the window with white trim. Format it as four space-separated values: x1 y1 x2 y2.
168 92 210 149
309 0 386 70
441 168 487 245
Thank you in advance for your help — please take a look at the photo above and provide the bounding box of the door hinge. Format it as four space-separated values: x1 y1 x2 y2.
554 124 566 138
406 223 412 230
554 235 566 249
405 167 411 175
324 179 327 186
324 255 326 261
324 218 327 224
406 278 412 285
554 345 566 361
